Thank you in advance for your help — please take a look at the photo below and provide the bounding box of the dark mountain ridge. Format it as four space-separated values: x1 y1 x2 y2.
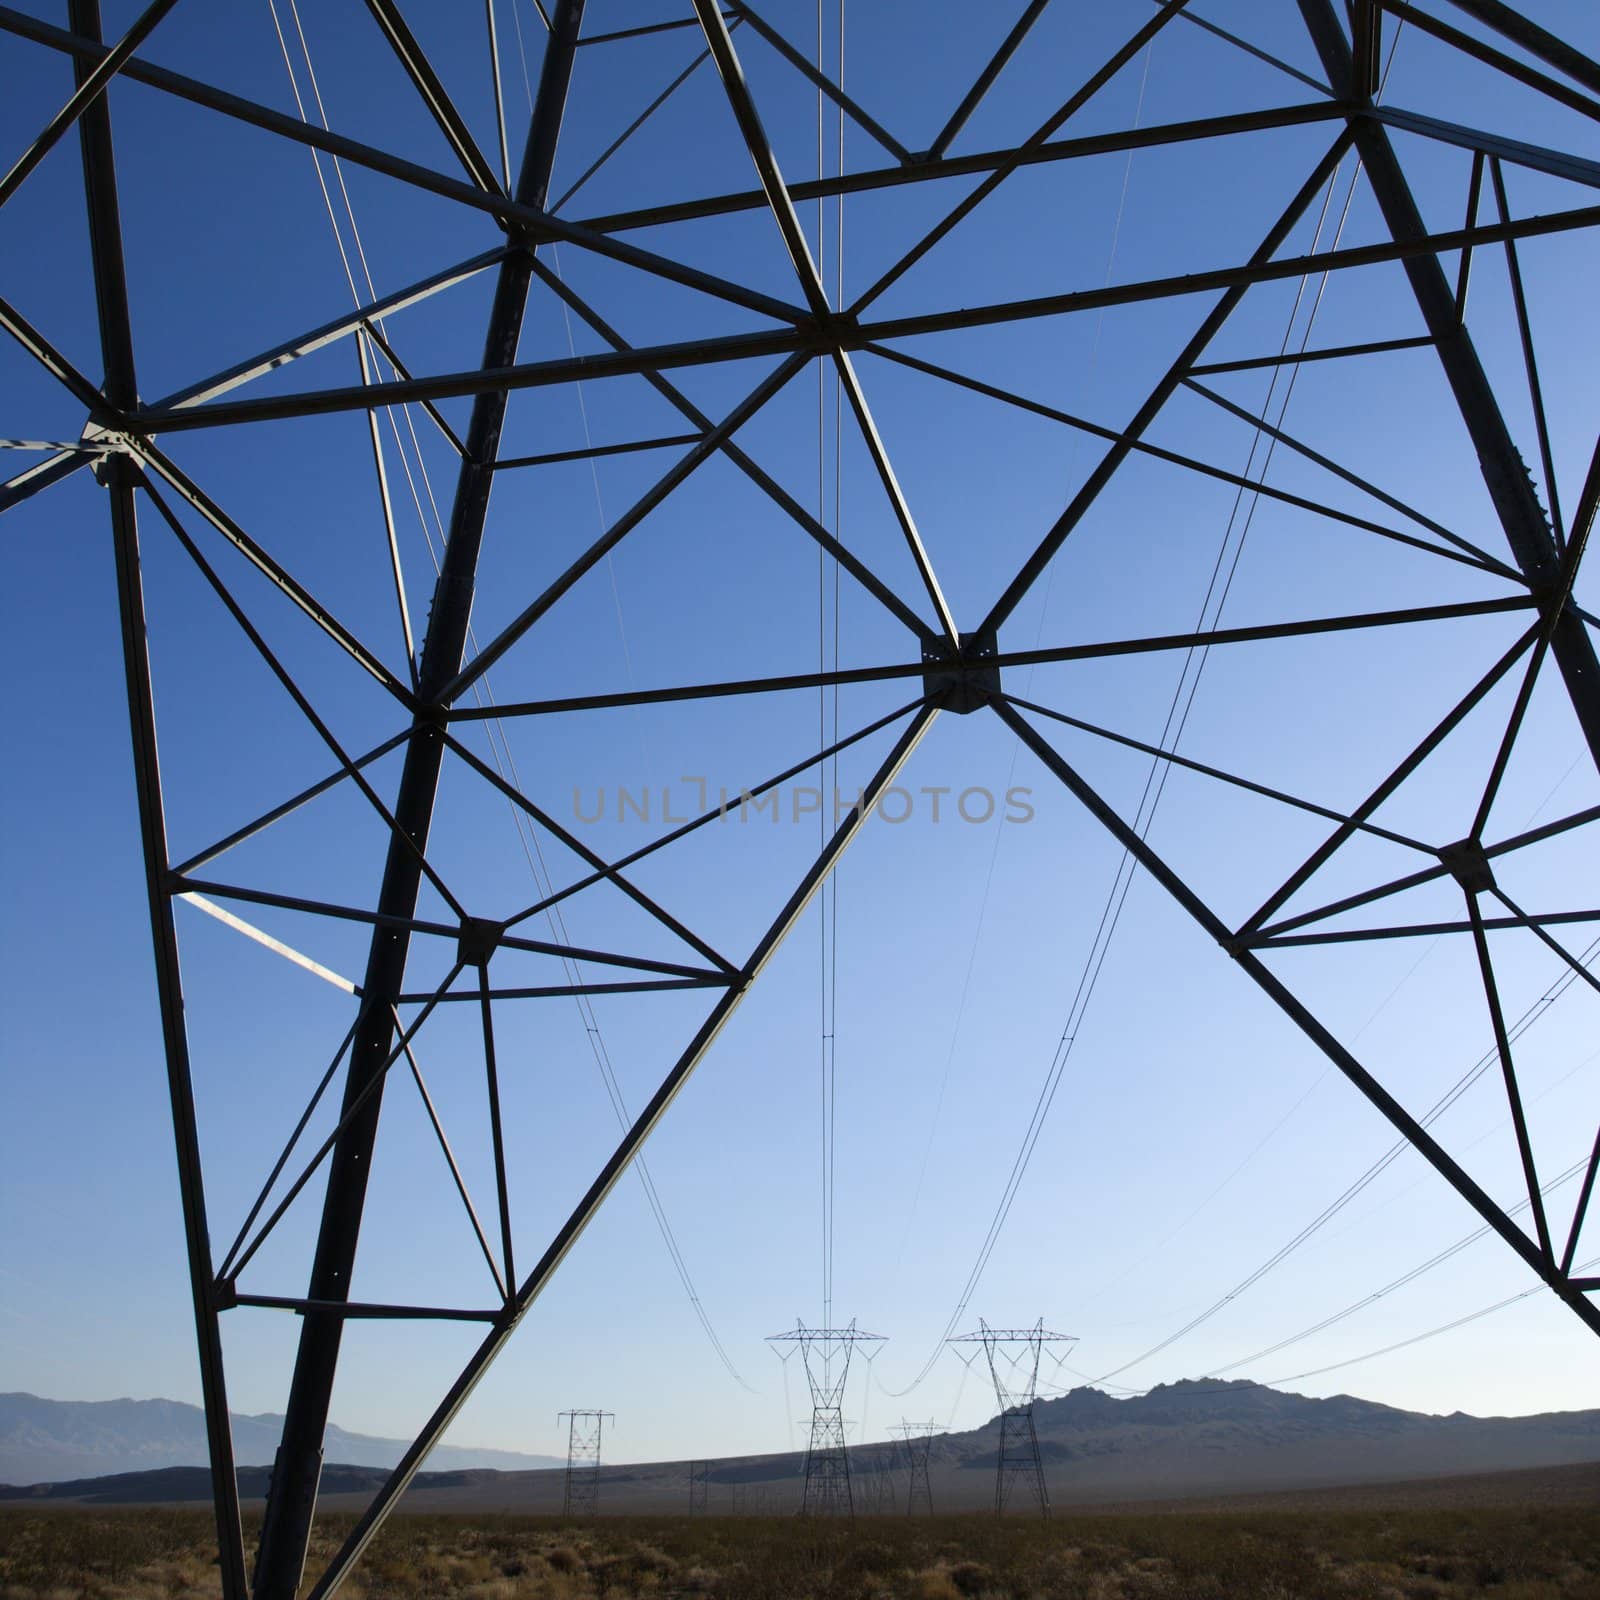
924 1380 1600 1498
6 1382 1598 1510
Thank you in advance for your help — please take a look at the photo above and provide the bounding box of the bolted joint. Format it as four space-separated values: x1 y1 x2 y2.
806 309 860 355
505 226 543 260
1438 837 1496 895
420 573 475 692
91 441 139 490
921 629 1000 714
1481 448 1558 558
457 916 504 968
1527 571 1575 629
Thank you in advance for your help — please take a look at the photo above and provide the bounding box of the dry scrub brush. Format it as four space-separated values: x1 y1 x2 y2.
3 1505 1599 1599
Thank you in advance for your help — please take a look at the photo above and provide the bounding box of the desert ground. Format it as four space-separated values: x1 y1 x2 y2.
5 1463 1600 1599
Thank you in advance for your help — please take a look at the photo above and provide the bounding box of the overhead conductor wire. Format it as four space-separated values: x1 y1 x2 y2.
1046 1000 1600 1399
1045 1252 1600 1403
882 27 1156 1376
1086 931 1600 1386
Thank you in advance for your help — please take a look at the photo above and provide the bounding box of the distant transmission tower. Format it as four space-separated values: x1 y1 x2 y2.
688 1459 709 1515
767 1321 884 1515
558 1410 612 1517
855 1449 898 1514
892 1421 938 1515
949 1321 1075 1516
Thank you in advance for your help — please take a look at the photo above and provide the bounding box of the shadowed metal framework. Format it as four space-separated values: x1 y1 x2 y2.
891 1421 938 1516
768 1320 884 1516
950 1322 1075 1516
559 1408 611 1516
3 0 1600 1591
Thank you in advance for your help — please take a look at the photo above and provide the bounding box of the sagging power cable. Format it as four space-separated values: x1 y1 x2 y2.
1088 934 1599 1385
880 32 1157 1382
1047 1248 1600 1403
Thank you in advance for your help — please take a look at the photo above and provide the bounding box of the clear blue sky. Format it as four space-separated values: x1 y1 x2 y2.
3 0 1599 1468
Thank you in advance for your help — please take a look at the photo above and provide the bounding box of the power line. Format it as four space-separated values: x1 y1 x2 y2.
878 37 1159 1387
1088 932 1600 1385
1050 1249 1600 1405
1264 1257 1600 1387
1203 1153 1592 1377
883 43 1156 1299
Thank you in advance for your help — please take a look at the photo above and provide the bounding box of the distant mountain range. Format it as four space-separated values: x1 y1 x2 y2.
7 1382 1600 1508
940 1380 1600 1503
0 1393 561 1487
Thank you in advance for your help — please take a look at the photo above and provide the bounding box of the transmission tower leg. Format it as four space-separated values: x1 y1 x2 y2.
801 1405 852 1516
108 462 250 1591
1026 1409 1050 1520
250 9 586 1595
995 1409 1049 1517
69 3 248 1593
906 1441 932 1516
1297 0 1600 774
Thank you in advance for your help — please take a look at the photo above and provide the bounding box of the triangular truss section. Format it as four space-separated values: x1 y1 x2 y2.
5 1 1600 1595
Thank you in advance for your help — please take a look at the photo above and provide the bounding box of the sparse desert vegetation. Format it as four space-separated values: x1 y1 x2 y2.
5 1506 1600 1600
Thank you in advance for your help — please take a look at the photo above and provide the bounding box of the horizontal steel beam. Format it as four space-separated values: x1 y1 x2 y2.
172 877 724 981
1188 334 1433 374
133 200 1600 433
448 595 1536 719
395 977 732 1002
576 101 1347 234
228 1294 503 1322
1252 909 1600 947
864 202 1600 344
493 432 703 469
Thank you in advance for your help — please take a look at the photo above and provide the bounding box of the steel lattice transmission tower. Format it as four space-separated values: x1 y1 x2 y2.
8 0 1600 1593
891 1421 939 1516
688 1459 710 1516
950 1322 1076 1516
855 1450 898 1514
558 1410 611 1518
767 1321 883 1516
